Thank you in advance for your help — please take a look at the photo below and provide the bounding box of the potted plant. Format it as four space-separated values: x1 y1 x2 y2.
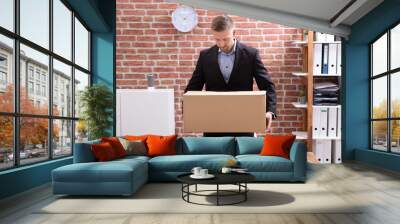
79 84 113 140
298 88 306 104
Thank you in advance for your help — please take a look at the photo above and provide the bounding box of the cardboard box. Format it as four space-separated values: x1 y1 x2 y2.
183 91 266 132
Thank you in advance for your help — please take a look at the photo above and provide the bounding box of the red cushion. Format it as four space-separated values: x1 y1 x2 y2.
146 135 177 157
124 135 148 142
91 142 117 162
259 134 296 159
101 137 127 158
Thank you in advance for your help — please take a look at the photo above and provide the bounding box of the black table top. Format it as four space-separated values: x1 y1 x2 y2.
177 172 255 185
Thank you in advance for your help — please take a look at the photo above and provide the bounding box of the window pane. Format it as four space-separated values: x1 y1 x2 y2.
391 72 400 118
53 59 72 117
372 121 388 151
0 35 14 112
391 24 400 70
391 120 400 153
20 0 49 49
53 119 72 158
372 76 387 119
0 116 13 170
20 117 49 165
74 69 89 118
372 33 387 76
75 120 88 143
0 0 14 31
20 44 49 115
75 18 89 70
53 0 72 60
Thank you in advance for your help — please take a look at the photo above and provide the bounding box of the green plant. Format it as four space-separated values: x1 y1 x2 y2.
79 84 113 140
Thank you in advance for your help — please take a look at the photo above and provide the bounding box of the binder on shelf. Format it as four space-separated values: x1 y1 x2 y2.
337 106 342 138
312 107 320 138
315 32 325 42
313 140 324 163
332 140 342 163
313 44 322 75
321 44 329 74
323 140 332 163
337 43 342 76
328 44 338 75
313 139 331 164
328 107 338 138
319 107 328 138
326 34 335 42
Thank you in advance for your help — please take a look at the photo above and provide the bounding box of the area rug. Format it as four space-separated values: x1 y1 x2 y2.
37 183 362 214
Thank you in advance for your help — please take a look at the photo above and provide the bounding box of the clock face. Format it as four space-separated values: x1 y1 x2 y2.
171 6 198 33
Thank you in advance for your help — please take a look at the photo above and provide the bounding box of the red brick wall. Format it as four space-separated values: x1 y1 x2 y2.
116 0 306 136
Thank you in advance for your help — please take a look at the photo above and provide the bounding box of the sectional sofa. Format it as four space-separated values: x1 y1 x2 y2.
52 137 307 196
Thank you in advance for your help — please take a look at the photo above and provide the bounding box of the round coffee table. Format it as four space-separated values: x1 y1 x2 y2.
177 173 255 206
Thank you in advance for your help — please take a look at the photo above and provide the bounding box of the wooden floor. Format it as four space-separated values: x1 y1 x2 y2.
1 159 400 224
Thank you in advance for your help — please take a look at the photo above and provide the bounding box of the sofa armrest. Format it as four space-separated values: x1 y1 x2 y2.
289 141 307 182
73 141 98 163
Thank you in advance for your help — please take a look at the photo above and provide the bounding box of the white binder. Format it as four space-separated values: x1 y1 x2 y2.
328 44 338 75
321 44 329 74
337 106 342 138
328 107 338 138
312 107 320 138
319 107 328 138
315 32 325 42
332 140 342 163
312 140 324 163
313 44 322 75
326 34 335 42
322 140 332 163
337 43 342 76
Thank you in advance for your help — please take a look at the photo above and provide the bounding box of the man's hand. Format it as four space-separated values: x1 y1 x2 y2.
266 112 273 132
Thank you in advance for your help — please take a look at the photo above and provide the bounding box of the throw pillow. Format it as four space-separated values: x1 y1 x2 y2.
259 134 296 159
118 138 147 156
124 135 148 142
101 137 127 158
91 142 117 161
146 135 177 157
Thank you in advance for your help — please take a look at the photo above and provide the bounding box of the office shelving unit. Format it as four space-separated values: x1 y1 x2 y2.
291 31 342 155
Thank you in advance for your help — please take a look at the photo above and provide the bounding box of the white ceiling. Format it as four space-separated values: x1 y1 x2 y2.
169 0 384 38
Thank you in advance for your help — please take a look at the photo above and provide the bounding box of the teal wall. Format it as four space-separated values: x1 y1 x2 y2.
0 0 115 200
344 0 400 171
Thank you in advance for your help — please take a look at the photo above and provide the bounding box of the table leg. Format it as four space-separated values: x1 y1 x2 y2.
217 184 219 206
195 184 197 192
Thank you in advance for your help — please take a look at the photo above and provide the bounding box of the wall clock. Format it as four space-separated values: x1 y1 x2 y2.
171 5 198 32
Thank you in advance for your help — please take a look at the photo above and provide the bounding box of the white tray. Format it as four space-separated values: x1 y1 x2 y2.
190 174 215 179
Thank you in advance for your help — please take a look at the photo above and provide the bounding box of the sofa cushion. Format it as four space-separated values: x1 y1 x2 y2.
91 142 118 161
178 137 235 155
101 137 127 158
118 138 147 156
235 137 264 155
236 155 293 172
52 159 147 183
260 134 296 159
148 154 235 172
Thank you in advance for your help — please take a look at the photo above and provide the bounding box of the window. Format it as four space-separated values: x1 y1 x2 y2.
0 0 91 170
0 0 14 32
371 23 400 154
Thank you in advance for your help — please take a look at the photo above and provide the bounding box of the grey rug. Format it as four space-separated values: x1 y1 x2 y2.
37 183 362 214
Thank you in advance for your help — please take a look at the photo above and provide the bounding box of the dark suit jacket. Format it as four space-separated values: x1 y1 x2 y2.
184 41 277 115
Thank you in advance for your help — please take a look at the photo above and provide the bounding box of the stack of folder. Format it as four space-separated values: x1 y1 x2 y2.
313 82 339 105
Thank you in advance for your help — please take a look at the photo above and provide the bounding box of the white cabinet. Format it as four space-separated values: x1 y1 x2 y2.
116 89 175 136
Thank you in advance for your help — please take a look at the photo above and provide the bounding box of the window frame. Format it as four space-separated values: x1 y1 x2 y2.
370 20 400 154
0 0 92 171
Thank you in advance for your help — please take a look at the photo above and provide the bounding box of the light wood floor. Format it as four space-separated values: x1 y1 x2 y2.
1 158 400 224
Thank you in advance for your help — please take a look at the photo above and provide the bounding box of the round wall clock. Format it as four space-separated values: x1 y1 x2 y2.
171 5 198 32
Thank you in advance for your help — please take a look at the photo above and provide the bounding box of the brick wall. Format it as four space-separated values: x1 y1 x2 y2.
116 0 306 136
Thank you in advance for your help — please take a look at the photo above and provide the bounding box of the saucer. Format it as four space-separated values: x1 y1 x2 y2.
190 174 215 179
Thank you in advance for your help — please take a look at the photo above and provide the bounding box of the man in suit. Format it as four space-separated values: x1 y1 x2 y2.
184 15 277 137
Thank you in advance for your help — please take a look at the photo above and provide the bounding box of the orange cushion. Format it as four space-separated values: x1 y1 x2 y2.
259 134 296 159
91 142 117 162
101 137 127 158
124 135 148 142
146 135 177 157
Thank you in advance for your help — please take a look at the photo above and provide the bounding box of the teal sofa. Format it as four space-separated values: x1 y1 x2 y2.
52 137 306 196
